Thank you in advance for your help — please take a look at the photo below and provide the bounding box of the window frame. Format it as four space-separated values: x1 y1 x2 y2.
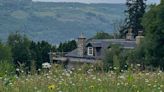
87 47 94 56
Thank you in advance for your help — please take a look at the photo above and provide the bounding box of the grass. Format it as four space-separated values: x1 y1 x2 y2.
0 64 163 92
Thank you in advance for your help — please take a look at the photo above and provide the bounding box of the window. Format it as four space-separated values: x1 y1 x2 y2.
88 47 93 56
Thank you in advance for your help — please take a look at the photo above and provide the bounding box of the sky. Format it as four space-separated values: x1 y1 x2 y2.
32 0 160 4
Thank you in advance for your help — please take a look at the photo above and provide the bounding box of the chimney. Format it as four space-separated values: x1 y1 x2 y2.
126 28 134 40
77 33 86 57
136 31 144 46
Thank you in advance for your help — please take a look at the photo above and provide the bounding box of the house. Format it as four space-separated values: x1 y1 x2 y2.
49 29 144 69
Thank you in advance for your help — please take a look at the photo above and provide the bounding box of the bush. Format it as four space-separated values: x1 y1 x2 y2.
0 44 12 61
0 60 15 77
103 44 127 71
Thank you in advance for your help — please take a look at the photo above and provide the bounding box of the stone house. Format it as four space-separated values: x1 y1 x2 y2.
49 30 144 68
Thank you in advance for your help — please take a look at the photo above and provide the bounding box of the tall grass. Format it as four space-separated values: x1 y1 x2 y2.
0 64 163 92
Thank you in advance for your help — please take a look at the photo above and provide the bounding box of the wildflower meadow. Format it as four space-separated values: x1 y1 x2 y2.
0 64 163 92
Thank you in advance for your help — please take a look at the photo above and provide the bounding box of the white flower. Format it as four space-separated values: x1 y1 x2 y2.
65 73 70 77
124 83 128 86
16 68 20 71
114 67 117 70
137 64 141 67
97 78 101 82
42 62 51 69
119 75 125 79
38 69 41 71
145 73 149 75
145 79 149 83
117 83 120 86
153 85 157 87
148 84 151 86
92 77 96 80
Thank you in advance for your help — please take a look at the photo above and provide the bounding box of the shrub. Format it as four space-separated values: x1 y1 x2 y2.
0 60 15 77
103 44 127 71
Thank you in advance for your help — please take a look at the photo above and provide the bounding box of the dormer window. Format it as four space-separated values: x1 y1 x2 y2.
88 47 93 56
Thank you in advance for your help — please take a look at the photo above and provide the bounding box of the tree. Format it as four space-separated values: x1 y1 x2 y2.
8 33 32 71
0 43 12 62
30 41 55 69
40 41 52 63
7 32 57 70
93 31 113 39
112 19 125 39
0 40 14 77
57 40 77 52
162 0 164 4
140 1 164 68
120 0 147 37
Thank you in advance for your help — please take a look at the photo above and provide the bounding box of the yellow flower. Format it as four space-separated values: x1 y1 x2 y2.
48 84 56 90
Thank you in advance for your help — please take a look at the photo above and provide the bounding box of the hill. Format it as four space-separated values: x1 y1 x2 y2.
0 0 125 44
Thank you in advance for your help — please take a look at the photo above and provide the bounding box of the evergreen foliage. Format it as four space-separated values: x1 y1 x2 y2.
120 0 146 37
57 40 77 52
6 32 77 70
30 41 52 69
7 33 32 71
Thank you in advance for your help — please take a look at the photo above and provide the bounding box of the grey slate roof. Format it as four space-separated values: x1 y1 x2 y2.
88 39 136 49
86 42 102 47
65 49 96 59
65 39 136 59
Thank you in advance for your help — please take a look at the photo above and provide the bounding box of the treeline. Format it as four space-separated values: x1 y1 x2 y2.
103 0 164 71
0 33 77 75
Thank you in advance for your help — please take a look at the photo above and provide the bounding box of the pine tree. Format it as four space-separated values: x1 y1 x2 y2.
120 0 146 37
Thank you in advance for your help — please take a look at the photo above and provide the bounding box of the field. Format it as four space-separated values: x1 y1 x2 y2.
0 65 163 92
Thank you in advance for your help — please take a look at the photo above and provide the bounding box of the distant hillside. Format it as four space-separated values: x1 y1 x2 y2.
0 0 126 44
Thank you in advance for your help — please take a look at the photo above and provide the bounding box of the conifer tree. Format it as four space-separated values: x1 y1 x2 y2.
120 0 147 37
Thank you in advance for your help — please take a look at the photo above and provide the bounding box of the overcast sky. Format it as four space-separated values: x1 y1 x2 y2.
33 0 160 4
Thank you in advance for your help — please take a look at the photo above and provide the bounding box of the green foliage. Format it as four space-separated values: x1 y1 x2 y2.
128 1 164 69
8 33 32 70
1 65 164 92
93 31 113 39
0 43 14 77
58 40 77 52
113 55 120 75
140 1 164 68
161 0 164 4
6 32 77 70
120 0 146 37
7 32 58 70
0 44 12 61
30 41 53 69
103 44 126 71
0 60 15 77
